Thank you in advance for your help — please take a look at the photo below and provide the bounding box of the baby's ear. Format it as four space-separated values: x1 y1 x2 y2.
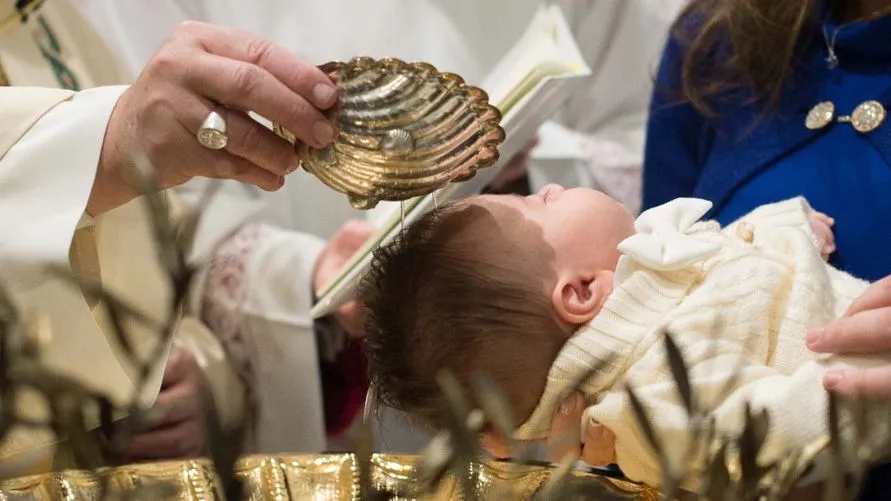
552 270 614 326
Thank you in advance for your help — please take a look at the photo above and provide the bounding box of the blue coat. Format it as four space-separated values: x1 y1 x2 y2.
642 12 891 282
642 9 891 498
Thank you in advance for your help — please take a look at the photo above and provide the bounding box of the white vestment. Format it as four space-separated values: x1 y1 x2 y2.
0 0 248 474
71 0 686 452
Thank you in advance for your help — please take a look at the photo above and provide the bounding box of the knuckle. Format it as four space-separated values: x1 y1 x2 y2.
238 123 264 153
847 370 868 392
285 62 312 90
173 20 203 37
232 159 251 176
287 99 317 129
146 48 181 76
214 159 242 179
243 37 276 65
230 65 262 97
271 144 294 170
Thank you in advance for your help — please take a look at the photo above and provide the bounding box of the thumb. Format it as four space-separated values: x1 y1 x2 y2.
580 419 617 466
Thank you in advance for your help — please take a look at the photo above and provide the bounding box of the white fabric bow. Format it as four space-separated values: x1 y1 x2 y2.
616 198 721 271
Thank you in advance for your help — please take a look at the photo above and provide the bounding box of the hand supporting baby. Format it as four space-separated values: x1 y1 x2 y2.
809 274 891 395
808 209 836 260
481 393 617 466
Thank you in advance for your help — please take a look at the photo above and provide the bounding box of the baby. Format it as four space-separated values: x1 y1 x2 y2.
360 185 879 490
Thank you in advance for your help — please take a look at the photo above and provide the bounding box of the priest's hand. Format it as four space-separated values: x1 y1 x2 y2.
123 347 209 460
808 274 891 396
313 220 377 337
90 21 339 215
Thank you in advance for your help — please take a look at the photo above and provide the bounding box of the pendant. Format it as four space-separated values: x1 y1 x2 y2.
805 100 887 133
825 52 839 70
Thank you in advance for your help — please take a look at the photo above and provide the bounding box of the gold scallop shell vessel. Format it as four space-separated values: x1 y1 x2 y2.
275 57 506 209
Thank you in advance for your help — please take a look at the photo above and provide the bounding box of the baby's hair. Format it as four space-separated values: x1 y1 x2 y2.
360 199 567 431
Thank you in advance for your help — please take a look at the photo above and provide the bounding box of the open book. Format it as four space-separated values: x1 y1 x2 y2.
311 3 592 319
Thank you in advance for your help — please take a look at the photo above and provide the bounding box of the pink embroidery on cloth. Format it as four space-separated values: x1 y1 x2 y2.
200 223 368 435
200 224 272 393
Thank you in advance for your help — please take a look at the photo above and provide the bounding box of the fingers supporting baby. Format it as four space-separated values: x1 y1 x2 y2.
479 432 520 459
845 275 891 317
580 419 617 466
545 393 616 466
479 392 617 467
823 365 891 396
809 275 891 395
808 303 891 354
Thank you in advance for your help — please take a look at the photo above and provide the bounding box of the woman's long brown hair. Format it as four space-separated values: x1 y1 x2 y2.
675 0 821 116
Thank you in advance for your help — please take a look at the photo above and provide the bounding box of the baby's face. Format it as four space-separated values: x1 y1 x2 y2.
476 185 635 275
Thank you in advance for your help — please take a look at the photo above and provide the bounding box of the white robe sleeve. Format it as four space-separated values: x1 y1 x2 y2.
194 222 329 453
0 85 177 473
0 85 126 288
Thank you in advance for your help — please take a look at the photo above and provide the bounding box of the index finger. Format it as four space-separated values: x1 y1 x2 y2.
846 275 891 317
183 22 339 110
580 420 617 466
811 307 891 354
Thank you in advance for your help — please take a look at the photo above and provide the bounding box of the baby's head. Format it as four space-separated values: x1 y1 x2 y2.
361 185 634 430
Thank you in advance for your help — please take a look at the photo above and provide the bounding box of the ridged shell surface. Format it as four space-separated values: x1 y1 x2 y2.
275 57 505 209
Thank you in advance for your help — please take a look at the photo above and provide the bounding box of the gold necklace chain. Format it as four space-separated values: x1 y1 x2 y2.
0 0 47 35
